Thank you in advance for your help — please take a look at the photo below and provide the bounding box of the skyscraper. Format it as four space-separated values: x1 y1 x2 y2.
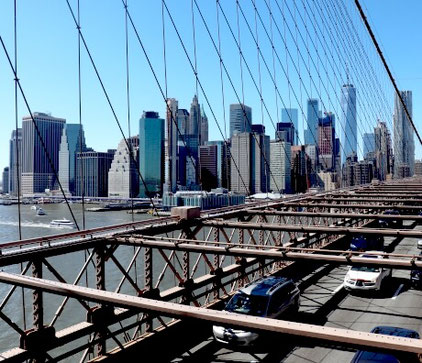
305 99 319 145
270 140 291 193
9 128 22 196
230 103 252 137
374 120 392 181
199 144 218 190
108 136 139 198
251 125 270 194
21 112 65 195
394 90 414 176
318 113 336 171
58 124 86 195
75 151 114 197
2 167 9 193
200 107 209 145
275 122 295 144
230 132 252 194
139 111 165 197
281 108 298 145
206 140 230 189
166 98 178 193
339 84 357 163
184 95 201 187
362 133 375 158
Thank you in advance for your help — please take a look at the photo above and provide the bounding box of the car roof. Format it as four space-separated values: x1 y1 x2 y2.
240 276 292 296
351 326 420 362
370 326 420 338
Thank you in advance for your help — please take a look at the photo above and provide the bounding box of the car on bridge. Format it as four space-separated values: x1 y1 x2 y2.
379 209 403 228
350 234 384 251
212 276 300 346
344 252 392 292
351 326 420 362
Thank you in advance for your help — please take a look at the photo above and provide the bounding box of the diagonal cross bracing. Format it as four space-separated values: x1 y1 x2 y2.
0 271 420 354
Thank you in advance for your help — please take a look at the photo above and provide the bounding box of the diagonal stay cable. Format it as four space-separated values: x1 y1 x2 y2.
122 1 250 195
0 36 80 231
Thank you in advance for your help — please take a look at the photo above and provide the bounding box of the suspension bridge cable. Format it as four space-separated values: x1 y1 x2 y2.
354 0 422 147
122 0 250 195
64 0 163 216
0 36 80 230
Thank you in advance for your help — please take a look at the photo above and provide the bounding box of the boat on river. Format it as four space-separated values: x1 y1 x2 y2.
50 218 74 228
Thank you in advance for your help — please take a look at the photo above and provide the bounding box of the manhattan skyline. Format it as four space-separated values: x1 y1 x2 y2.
0 0 421 175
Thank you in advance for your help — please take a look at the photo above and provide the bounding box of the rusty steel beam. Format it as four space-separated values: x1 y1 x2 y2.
200 220 422 238
112 236 422 270
0 272 420 354
328 193 422 199
282 202 422 211
245 210 422 221
311 196 422 204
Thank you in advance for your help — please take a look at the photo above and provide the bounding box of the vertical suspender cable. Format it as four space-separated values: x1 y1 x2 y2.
354 0 422 147
77 0 86 231
191 0 202 189
14 0 26 332
124 0 134 222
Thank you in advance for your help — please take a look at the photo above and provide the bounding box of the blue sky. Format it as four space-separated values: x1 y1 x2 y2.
0 0 421 176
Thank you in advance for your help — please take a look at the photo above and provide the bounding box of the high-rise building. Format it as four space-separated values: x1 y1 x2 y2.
108 136 139 198
58 124 86 195
362 132 375 157
166 98 178 193
394 90 414 176
177 109 189 141
9 128 22 196
182 96 201 187
230 103 252 137
415 160 422 176
305 144 318 187
230 132 252 194
206 140 230 189
251 125 270 194
275 122 295 144
75 151 114 197
281 108 298 145
199 145 218 190
200 107 209 145
139 111 165 197
305 99 319 145
318 113 336 171
339 84 357 164
291 145 307 193
270 140 291 193
2 167 9 194
21 112 66 195
374 120 392 181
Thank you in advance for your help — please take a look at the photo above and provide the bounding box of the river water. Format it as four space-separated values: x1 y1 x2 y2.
0 203 157 359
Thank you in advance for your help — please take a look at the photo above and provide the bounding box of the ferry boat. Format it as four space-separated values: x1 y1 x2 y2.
36 207 46 216
50 218 74 228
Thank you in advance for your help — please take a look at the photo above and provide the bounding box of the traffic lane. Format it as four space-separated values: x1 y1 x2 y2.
284 234 422 362
171 233 422 362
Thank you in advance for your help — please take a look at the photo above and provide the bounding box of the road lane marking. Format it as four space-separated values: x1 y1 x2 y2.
392 284 404 300
332 283 344 294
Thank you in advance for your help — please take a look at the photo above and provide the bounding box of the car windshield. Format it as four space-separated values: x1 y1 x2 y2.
351 266 380 273
225 292 268 316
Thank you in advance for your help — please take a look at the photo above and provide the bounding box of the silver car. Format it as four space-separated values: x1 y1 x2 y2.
213 276 300 346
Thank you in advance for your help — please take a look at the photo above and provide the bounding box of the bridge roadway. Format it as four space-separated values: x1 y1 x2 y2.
166 220 422 362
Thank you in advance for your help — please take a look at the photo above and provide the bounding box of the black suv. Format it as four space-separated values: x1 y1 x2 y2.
213 276 300 346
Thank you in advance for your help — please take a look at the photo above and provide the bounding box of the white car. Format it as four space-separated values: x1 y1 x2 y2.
417 240 422 249
344 253 392 291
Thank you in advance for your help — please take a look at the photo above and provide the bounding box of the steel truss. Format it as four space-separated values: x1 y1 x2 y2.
0 181 422 361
